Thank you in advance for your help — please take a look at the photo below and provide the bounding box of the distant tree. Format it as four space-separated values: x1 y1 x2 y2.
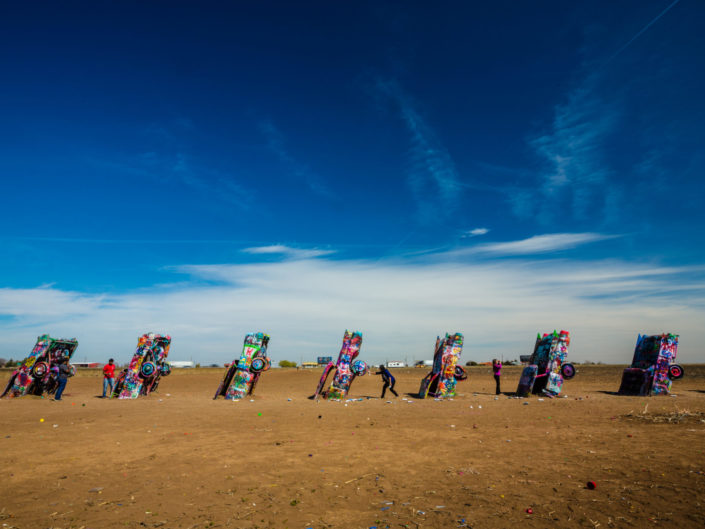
195 363 201 368
465 361 478 366
278 360 297 368
4 358 19 368
0 358 6 367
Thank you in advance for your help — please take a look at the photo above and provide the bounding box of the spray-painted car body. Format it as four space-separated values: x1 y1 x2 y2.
2 335 78 398
314 331 368 400
516 330 575 397
214 332 271 400
418 333 466 398
618 333 682 396
111 333 171 399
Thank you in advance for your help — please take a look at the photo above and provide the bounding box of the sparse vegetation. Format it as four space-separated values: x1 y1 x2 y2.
623 404 705 424
278 360 297 368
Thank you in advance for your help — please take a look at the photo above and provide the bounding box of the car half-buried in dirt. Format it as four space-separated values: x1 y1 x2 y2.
618 333 683 396
418 332 467 399
516 330 575 397
313 330 369 400
1 335 78 398
214 332 272 400
111 333 171 399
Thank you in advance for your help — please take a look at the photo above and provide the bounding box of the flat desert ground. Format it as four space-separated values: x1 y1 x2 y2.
1 365 704 529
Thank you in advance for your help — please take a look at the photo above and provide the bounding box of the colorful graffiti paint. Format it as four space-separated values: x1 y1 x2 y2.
1 335 78 398
214 332 271 400
418 333 466 399
112 333 171 399
313 331 368 400
516 330 574 397
618 333 682 396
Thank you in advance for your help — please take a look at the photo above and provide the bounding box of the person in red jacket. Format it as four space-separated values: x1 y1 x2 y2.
102 358 116 398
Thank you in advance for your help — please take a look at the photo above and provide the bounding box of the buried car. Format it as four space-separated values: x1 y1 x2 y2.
1 335 78 398
111 333 171 399
214 332 271 400
313 330 368 400
418 332 467 399
618 333 683 396
516 330 575 397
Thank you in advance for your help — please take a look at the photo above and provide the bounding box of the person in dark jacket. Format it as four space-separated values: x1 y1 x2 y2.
53 358 71 401
375 364 398 398
492 359 502 395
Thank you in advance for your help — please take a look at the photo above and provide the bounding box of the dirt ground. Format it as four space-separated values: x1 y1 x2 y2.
1 365 704 529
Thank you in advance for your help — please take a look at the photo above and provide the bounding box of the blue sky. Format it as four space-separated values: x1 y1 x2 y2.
1 1 704 365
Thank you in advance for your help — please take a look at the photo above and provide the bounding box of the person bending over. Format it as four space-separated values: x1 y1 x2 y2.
375 364 398 398
54 358 71 401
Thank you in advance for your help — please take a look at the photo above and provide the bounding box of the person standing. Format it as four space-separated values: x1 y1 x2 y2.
103 358 116 398
53 358 71 401
492 359 502 395
375 364 399 398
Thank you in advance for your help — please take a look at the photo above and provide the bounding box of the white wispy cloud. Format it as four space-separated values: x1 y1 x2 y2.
529 73 619 222
258 120 333 198
90 151 251 209
376 79 461 223
242 245 335 259
468 232 619 256
1 238 702 365
526 1 681 225
462 228 490 238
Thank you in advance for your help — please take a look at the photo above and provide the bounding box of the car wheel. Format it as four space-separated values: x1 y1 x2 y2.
32 362 49 378
250 357 266 373
351 360 368 376
140 362 156 378
668 364 684 380
561 363 576 379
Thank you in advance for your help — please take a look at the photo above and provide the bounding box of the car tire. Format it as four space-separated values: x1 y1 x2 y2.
351 360 368 376
250 357 266 373
32 362 49 378
561 363 576 379
668 364 684 380
140 362 156 378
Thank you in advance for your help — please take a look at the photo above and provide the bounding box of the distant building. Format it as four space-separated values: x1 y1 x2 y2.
301 362 318 369
387 361 406 368
170 360 195 368
72 362 103 368
415 360 433 367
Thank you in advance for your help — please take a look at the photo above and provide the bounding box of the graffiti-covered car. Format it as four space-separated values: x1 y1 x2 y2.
111 333 171 399
1 335 78 398
516 330 575 397
418 332 466 399
313 331 368 400
214 332 271 400
618 333 683 396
